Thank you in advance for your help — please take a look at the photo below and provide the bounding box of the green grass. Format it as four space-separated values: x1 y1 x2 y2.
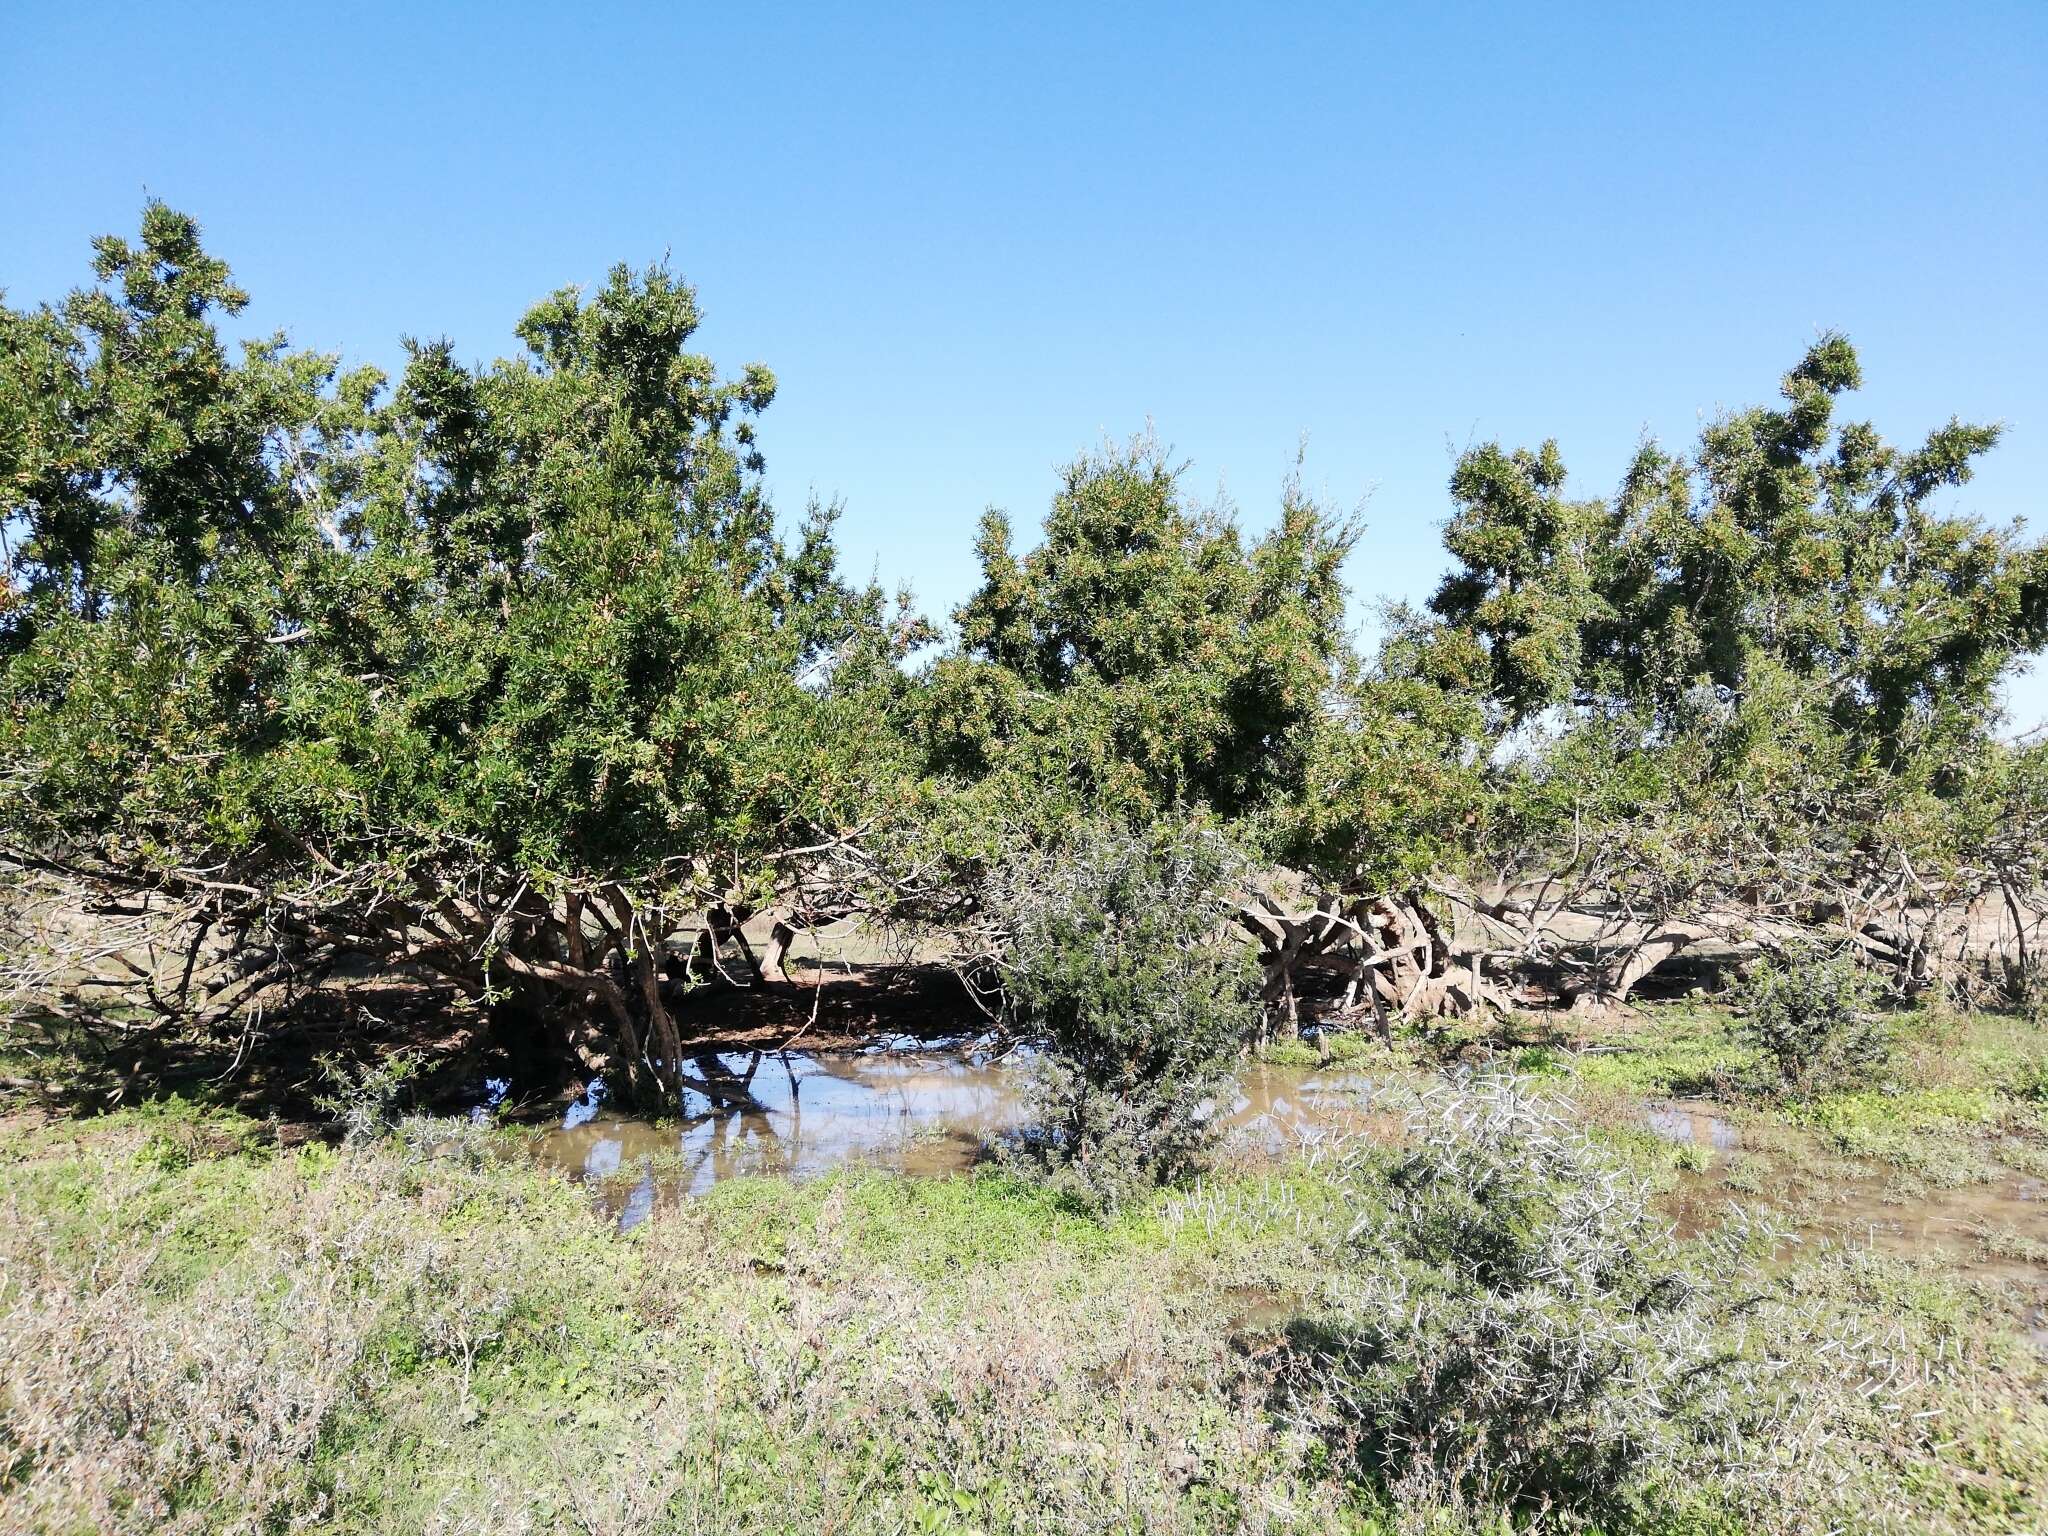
1259 1027 1387 1069
1559 1004 1759 1098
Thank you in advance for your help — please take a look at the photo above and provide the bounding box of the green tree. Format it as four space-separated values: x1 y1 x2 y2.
919 435 1358 844
1429 335 2048 753
914 436 1483 1026
0 205 909 1103
1423 338 2048 1006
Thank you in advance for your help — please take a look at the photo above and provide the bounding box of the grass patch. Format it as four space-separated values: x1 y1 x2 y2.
1564 1004 1758 1097
695 1165 1152 1277
1260 1027 1387 1070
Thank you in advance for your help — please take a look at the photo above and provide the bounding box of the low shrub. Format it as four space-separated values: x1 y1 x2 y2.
1287 1075 1722 1520
983 818 1260 1210
310 1051 423 1143
1282 1073 1953 1530
1738 945 1888 1094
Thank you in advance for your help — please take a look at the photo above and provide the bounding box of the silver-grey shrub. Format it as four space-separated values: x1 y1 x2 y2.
1286 1074 1931 1529
1291 1075 1717 1518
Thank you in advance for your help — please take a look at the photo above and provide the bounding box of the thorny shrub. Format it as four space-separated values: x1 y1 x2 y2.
311 1049 425 1143
982 818 1261 1210
1281 1074 1947 1531
1738 945 1889 1094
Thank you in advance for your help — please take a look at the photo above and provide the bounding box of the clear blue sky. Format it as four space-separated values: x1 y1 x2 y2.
6 1 2045 725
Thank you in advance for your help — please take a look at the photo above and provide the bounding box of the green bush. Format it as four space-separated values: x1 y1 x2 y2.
984 818 1260 1210
1739 946 1888 1094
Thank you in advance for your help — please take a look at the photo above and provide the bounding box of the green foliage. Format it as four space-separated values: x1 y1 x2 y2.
1414 337 2048 1008
931 443 1399 863
1270 649 1487 892
1428 335 2047 756
3 204 2043 1126
0 205 917 1087
311 1051 424 1143
984 818 1260 1208
912 435 1483 895
0 200 903 886
933 438 1355 824
1738 946 1888 1095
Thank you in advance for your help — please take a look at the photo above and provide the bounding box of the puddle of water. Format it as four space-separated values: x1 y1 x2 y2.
1819 1173 2047 1284
1644 1099 1740 1151
521 1048 1379 1229
469 1077 511 1125
1663 1139 2048 1333
1223 1066 1387 1152
530 1047 1021 1222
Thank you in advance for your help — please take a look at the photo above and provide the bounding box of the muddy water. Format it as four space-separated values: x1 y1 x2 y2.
524 1043 1371 1226
1641 1093 2048 1343
1825 1176 2048 1284
1642 1099 1742 1151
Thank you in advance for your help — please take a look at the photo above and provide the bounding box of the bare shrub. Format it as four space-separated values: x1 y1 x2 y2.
0 1214 378 1532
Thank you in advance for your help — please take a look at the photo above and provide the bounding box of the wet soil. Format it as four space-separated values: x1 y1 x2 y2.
1641 1096 2048 1290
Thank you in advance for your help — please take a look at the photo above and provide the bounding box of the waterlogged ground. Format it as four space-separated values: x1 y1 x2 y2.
513 1013 2048 1353
5 1000 2047 1533
522 1039 1381 1224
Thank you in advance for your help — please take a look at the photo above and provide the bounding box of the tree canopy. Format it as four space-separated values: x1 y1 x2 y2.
1425 335 2048 758
4 208 2044 1103
1 204 910 1100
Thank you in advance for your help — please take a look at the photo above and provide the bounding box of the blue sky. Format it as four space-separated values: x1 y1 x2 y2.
5 1 2045 725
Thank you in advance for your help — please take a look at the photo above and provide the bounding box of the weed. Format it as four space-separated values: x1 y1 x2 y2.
310 1051 424 1143
2 1048 2045 1533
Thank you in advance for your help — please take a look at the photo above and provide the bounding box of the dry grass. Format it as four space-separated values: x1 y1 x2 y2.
0 1112 1343 1535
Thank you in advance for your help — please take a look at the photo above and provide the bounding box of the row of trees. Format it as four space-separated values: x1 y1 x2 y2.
4 207 2046 1106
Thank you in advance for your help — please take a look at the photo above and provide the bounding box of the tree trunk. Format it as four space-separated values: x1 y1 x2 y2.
1568 923 1709 1015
